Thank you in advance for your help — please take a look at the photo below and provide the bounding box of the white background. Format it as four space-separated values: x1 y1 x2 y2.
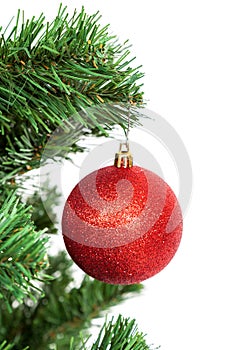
1 1 233 349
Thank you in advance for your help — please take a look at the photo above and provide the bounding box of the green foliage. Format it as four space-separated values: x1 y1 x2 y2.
90 315 156 350
0 252 144 349
0 190 50 312
0 4 151 350
25 183 60 234
0 341 14 350
0 4 143 184
0 341 28 350
66 315 158 350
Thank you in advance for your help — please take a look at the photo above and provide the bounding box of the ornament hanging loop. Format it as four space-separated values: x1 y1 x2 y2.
114 141 133 168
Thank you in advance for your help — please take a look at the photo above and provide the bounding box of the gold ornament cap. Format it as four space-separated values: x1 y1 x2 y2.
114 142 133 168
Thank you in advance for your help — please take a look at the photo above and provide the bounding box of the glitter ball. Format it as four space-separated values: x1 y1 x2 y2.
62 166 183 285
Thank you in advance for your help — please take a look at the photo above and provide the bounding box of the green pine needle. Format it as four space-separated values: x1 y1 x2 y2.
0 341 28 350
90 315 154 350
0 341 13 350
0 341 15 350
0 191 50 311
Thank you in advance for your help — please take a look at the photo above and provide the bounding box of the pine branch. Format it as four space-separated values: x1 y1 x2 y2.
25 184 61 234
0 4 143 185
0 252 143 349
66 315 159 350
89 315 157 350
48 315 158 350
0 191 50 312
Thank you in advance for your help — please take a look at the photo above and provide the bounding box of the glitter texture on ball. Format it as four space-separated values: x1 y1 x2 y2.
62 164 183 285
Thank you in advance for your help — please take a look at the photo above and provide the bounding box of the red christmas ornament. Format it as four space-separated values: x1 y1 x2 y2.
62 142 183 285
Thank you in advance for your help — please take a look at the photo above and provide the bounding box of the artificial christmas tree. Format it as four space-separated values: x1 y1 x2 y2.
0 4 159 349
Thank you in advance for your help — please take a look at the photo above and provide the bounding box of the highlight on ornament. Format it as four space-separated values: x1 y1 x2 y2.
62 140 183 285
